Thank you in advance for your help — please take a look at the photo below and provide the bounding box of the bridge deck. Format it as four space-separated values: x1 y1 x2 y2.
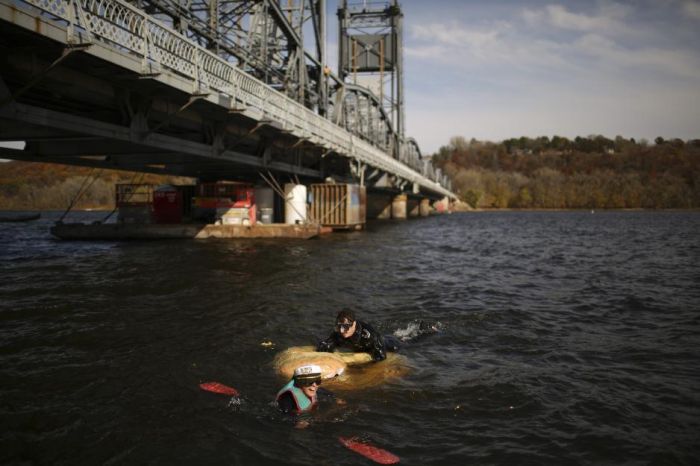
0 0 456 200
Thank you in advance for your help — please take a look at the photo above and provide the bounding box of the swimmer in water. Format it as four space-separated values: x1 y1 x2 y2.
316 309 400 362
276 364 342 428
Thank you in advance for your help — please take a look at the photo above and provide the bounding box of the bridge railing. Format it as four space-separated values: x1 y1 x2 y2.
12 0 455 198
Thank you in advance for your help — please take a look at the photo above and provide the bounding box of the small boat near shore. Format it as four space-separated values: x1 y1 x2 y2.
0 213 41 222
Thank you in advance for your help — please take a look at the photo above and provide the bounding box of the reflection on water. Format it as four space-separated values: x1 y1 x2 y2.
1 211 699 465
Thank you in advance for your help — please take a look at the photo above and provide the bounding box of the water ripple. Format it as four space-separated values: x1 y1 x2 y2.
1 211 699 464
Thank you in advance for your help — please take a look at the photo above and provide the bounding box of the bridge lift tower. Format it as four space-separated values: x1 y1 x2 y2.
338 0 404 137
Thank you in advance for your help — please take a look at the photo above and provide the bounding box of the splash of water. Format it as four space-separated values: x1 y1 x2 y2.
392 320 442 342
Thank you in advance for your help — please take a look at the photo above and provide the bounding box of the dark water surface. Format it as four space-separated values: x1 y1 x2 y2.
1 211 699 465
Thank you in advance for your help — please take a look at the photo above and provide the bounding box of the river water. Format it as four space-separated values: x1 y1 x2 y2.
1 211 699 465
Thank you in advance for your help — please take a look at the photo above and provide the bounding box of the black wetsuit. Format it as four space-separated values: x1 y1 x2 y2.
316 320 399 362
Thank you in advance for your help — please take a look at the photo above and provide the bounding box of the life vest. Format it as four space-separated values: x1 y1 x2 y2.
276 380 314 413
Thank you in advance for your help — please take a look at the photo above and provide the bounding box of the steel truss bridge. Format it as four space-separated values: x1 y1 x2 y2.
0 0 456 201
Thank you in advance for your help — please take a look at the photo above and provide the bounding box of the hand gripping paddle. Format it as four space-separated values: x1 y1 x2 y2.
199 382 239 396
339 436 399 464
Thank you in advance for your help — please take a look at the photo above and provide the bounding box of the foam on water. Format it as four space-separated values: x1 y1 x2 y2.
392 319 443 341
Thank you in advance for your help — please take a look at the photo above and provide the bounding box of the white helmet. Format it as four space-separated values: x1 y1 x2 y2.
293 364 322 384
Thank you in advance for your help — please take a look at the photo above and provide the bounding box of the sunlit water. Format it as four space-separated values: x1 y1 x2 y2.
1 211 699 465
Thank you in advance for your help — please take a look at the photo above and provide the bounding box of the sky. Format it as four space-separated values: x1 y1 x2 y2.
329 0 700 154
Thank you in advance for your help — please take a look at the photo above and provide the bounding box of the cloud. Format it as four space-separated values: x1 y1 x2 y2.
681 0 700 19
411 22 500 49
574 33 700 80
523 3 631 34
406 7 700 82
546 4 619 31
407 21 569 71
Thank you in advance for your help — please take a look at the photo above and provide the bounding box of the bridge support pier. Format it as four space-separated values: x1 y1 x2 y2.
408 198 420 217
391 194 407 220
433 196 450 214
366 192 393 219
420 199 431 217
367 194 436 219
377 204 392 219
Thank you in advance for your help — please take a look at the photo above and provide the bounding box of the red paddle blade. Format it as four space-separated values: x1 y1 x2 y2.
199 382 239 396
339 436 400 464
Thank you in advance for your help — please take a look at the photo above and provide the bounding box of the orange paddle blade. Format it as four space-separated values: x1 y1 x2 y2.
339 436 399 464
199 382 239 396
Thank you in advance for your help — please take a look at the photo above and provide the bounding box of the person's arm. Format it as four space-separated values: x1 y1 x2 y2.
370 337 387 361
367 328 387 361
316 332 338 352
355 322 386 361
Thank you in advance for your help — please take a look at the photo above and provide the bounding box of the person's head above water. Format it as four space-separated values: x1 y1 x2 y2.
293 364 322 398
335 309 357 339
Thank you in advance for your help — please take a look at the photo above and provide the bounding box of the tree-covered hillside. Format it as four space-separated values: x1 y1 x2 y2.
0 161 194 210
432 136 700 209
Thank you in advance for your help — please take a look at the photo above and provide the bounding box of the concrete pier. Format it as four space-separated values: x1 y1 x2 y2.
376 203 392 219
433 196 450 214
420 199 431 217
367 192 394 219
391 194 407 219
408 198 420 217
354 191 449 220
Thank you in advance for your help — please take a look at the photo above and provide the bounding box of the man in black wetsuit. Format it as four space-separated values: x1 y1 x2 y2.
316 309 399 362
